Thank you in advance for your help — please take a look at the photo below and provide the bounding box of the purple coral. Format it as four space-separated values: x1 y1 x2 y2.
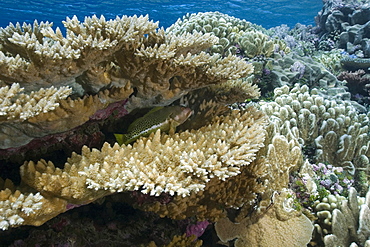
290 61 305 79
186 220 209 239
313 163 353 195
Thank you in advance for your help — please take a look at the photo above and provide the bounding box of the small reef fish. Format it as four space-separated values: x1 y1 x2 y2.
114 105 193 145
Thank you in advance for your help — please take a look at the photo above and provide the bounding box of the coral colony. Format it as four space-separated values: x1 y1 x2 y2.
0 0 370 246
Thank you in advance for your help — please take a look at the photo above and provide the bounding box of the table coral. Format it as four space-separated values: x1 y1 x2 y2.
0 14 253 151
20 105 267 202
0 13 258 231
0 179 67 230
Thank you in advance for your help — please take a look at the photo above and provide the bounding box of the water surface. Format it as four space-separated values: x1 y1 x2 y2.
0 0 322 29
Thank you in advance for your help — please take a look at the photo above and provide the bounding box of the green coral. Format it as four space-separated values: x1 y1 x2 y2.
238 31 274 58
313 49 345 75
167 12 289 58
167 11 253 56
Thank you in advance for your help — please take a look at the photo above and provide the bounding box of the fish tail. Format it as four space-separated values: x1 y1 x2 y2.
114 133 128 146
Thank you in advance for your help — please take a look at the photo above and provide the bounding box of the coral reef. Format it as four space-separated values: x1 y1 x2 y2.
0 13 261 233
316 187 370 247
167 11 289 58
260 84 370 176
16 105 269 226
313 49 344 75
267 52 343 92
21 107 267 199
4 196 203 246
166 11 254 56
1 6 370 246
315 0 370 57
338 69 370 105
267 23 319 56
0 14 252 151
0 178 67 230
341 56 370 70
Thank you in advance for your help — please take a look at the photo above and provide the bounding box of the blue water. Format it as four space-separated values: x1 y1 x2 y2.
0 0 322 30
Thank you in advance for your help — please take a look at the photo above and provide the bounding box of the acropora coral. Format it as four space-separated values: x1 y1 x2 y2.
0 12 261 235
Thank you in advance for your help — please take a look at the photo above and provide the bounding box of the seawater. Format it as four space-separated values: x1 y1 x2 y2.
0 0 322 29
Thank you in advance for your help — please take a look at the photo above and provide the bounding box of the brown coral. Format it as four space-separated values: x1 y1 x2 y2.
0 14 253 152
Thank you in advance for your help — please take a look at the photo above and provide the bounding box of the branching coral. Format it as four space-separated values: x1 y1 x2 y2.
0 14 253 151
317 187 370 247
260 84 370 175
0 104 268 228
20 106 267 199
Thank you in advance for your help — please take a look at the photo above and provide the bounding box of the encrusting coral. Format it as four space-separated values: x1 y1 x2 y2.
215 190 314 247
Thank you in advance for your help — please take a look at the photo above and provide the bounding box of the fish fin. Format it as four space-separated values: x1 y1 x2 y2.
146 106 164 115
114 133 128 146
168 119 178 135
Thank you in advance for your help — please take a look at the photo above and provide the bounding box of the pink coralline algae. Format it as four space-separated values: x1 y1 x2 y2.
185 220 209 239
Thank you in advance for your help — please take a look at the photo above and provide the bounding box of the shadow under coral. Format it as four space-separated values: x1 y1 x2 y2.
0 193 222 247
